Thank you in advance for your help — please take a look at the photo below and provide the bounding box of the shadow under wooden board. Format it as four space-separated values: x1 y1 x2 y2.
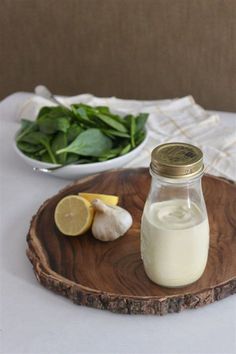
27 168 236 315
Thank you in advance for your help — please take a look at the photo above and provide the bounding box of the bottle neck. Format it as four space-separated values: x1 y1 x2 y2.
148 170 206 215
149 168 205 186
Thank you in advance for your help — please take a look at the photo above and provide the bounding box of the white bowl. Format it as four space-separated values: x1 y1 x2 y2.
14 132 148 179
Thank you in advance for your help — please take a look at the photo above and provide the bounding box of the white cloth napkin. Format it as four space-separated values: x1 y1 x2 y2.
2 92 236 181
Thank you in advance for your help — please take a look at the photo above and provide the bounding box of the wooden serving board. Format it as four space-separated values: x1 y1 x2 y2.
27 168 236 315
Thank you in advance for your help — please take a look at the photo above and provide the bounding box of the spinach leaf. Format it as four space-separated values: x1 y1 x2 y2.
135 130 146 145
96 107 126 125
37 106 73 134
130 116 136 148
72 104 128 131
71 106 96 128
98 146 123 161
23 152 40 160
95 112 128 133
67 124 83 143
21 131 57 163
37 106 73 120
96 106 110 114
102 129 130 138
73 107 90 121
37 106 53 118
16 119 37 142
135 113 148 132
17 141 42 153
40 152 53 163
57 128 112 157
66 153 80 164
120 143 131 155
51 132 67 164
38 116 70 134
123 114 132 129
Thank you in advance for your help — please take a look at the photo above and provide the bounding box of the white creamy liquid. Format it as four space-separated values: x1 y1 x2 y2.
141 199 209 287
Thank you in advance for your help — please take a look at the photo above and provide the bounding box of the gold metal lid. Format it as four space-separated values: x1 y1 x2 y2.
150 142 204 179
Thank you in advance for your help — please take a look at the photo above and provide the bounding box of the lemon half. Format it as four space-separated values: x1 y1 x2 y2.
54 195 94 236
78 193 119 206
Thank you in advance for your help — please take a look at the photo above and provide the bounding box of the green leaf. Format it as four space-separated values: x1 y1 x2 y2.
36 106 73 134
98 146 123 161
20 131 47 144
71 106 96 128
95 112 128 133
74 107 90 121
135 113 148 132
16 119 37 142
72 104 129 131
21 131 57 163
37 106 73 120
17 141 42 153
40 152 53 163
102 129 130 139
37 106 53 118
135 130 146 145
38 116 70 134
96 106 110 114
72 103 96 117
67 124 83 143
123 114 132 129
22 152 39 160
130 116 136 148
120 143 131 155
66 153 80 164
57 128 112 157
96 108 126 125
51 132 67 164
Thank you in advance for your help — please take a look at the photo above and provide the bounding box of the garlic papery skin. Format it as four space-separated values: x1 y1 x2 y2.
91 199 133 241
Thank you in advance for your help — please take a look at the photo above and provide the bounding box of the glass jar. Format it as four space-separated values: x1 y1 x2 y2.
141 142 209 287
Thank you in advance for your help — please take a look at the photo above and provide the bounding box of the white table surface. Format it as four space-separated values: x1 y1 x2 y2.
0 94 236 354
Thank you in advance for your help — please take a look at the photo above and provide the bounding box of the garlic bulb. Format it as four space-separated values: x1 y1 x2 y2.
91 199 133 241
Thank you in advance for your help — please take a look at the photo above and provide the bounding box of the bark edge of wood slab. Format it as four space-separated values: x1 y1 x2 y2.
26 168 236 315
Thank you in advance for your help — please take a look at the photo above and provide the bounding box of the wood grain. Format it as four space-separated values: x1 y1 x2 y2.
27 168 236 315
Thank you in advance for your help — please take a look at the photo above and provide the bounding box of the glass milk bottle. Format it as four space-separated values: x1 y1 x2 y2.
141 142 209 287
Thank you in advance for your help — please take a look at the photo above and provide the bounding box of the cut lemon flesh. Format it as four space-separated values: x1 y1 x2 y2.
54 195 94 236
78 193 119 205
